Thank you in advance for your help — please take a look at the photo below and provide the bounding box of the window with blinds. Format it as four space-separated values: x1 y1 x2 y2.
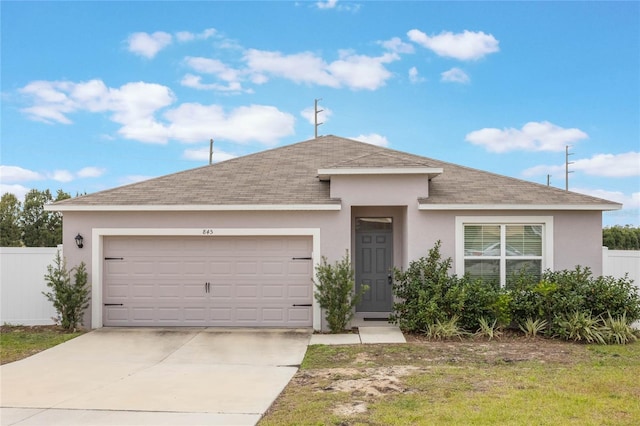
463 224 543 287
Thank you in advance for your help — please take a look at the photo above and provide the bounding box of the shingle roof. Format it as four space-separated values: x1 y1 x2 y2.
52 135 621 209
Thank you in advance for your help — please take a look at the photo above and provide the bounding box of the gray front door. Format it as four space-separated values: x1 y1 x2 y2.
355 218 393 312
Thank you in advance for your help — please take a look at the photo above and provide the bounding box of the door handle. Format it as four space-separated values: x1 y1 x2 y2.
387 274 392 285
204 282 211 293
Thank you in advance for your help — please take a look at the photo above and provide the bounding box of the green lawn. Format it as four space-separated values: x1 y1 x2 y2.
0 325 83 365
260 339 640 426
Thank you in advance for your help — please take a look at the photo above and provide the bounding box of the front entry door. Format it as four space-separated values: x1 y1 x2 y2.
355 218 393 313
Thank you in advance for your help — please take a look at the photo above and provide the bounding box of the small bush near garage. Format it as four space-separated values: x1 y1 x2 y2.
391 241 640 343
315 251 368 333
42 251 90 332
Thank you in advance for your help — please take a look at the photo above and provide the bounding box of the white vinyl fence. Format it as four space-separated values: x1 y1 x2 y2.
602 247 640 291
1 246 61 325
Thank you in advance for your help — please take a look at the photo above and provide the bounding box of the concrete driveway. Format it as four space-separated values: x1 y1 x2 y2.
1 328 311 426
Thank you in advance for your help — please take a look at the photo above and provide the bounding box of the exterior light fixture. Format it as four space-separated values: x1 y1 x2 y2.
75 233 84 249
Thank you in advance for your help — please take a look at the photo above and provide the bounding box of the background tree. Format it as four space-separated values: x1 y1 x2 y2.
20 189 70 247
49 189 71 245
0 193 23 246
603 225 640 250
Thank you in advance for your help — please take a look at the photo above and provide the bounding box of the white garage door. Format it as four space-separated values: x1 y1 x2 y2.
103 236 313 327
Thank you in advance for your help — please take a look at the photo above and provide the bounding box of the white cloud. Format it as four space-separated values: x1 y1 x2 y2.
0 184 30 200
182 147 237 163
77 167 106 178
163 103 295 145
572 187 640 210
0 165 43 182
244 49 339 87
19 78 293 145
176 28 216 42
316 0 338 9
300 106 333 125
523 152 640 178
327 50 396 90
184 57 241 82
180 74 244 92
182 57 245 92
244 48 397 90
573 152 640 177
441 67 470 84
351 133 390 147
127 31 173 59
50 170 74 182
408 29 499 60
408 67 424 83
19 79 175 143
380 37 415 54
466 121 588 153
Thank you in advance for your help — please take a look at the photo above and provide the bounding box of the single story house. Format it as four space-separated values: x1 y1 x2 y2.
49 135 621 331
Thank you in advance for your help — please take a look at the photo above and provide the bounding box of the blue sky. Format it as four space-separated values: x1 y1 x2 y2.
1 1 638 226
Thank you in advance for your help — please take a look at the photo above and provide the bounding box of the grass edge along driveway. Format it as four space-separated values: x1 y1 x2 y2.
1 325 84 365
259 339 640 426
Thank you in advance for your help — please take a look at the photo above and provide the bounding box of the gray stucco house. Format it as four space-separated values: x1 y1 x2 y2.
49 135 621 331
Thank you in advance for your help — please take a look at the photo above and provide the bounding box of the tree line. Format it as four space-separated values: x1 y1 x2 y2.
603 225 640 250
1 189 639 250
0 189 70 247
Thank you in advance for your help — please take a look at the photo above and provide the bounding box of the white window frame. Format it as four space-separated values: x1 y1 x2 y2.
455 216 554 287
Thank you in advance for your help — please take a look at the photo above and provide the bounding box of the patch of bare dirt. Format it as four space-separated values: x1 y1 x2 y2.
403 336 587 364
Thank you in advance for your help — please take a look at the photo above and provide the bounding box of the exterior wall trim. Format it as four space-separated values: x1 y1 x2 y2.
420 203 620 211
91 227 322 330
48 204 341 212
454 215 554 281
318 167 442 180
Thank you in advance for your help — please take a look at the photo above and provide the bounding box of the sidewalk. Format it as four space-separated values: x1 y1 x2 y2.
309 326 406 345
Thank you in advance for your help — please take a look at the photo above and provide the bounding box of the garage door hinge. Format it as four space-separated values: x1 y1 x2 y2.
292 257 312 260
292 304 312 307
104 303 124 306
104 257 124 260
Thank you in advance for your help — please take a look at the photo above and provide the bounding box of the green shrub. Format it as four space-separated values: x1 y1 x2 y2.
425 316 467 341
518 318 547 338
556 311 606 344
457 279 503 331
508 266 640 336
42 251 90 331
314 251 367 333
390 240 640 345
390 241 465 332
584 274 640 321
476 317 502 340
602 313 638 345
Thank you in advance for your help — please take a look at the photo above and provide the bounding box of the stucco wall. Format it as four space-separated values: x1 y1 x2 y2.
60 176 605 328
406 209 603 276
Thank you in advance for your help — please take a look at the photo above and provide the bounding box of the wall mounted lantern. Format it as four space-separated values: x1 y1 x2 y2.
75 233 84 249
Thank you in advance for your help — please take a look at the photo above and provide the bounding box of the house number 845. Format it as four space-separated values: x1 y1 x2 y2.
202 229 215 235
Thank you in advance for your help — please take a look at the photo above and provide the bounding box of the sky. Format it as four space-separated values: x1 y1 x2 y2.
1 0 639 226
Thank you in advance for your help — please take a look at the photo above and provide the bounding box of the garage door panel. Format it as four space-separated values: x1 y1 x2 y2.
131 285 154 299
236 261 258 275
236 284 258 298
210 261 232 274
262 261 284 274
104 236 313 327
262 285 284 298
